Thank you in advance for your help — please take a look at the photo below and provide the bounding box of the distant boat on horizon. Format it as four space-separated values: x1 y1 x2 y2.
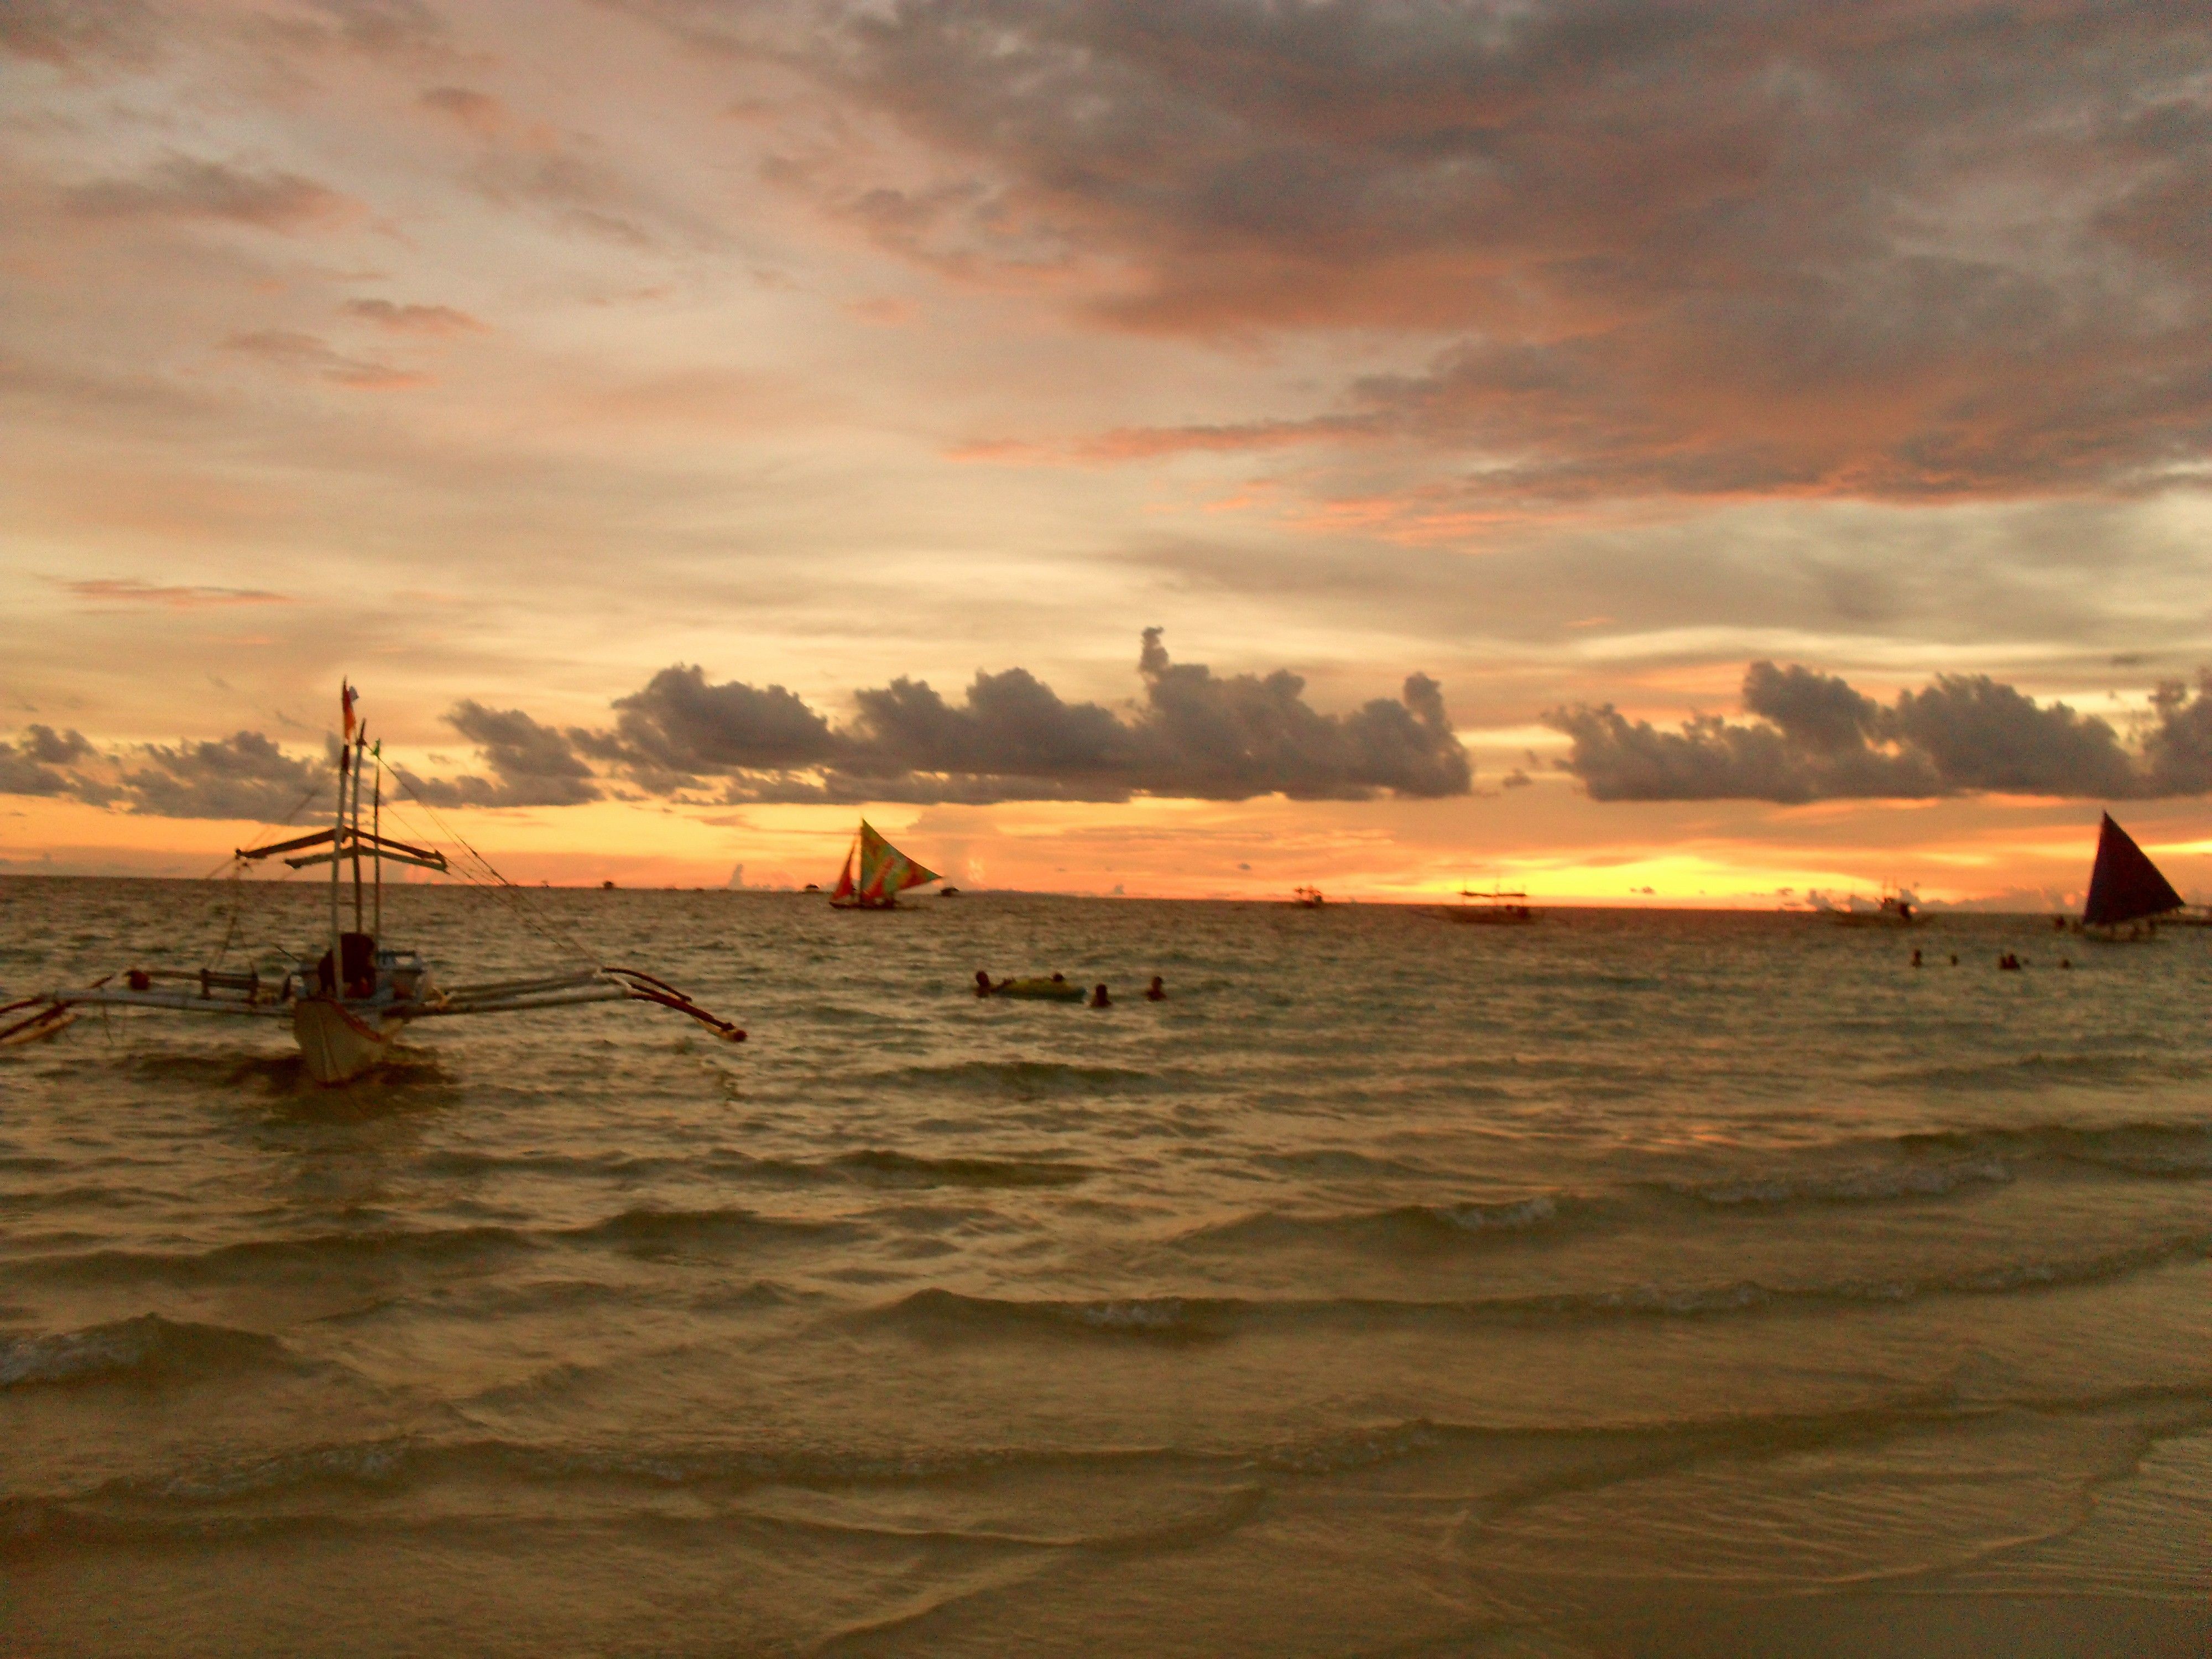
829 820 941 910
1290 885 1326 907
2074 813 2184 940
1816 886 1921 927
1448 886 1538 925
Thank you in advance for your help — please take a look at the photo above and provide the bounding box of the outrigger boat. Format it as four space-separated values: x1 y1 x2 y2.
828 820 940 909
3 686 744 1085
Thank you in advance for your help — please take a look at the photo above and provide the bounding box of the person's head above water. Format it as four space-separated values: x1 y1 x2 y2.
1090 983 1110 1007
974 969 992 994
1146 975 1165 1000
1051 972 1065 982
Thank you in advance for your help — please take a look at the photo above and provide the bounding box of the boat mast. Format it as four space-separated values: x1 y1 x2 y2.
372 743 382 943
351 727 367 935
329 695 347 993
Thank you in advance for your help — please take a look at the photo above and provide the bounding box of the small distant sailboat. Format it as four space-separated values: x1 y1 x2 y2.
2076 813 2184 940
1290 886 1326 907
828 820 941 909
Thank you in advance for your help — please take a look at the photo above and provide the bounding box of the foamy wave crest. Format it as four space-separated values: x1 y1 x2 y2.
0 1314 295 1387
1674 1159 2013 1207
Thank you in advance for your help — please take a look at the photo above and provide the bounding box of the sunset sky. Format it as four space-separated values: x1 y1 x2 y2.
6 0 2211 903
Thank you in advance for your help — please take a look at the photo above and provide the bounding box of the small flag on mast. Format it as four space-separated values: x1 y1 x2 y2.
342 682 357 740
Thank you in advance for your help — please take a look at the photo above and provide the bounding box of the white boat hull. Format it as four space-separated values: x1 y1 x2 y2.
293 998 404 1086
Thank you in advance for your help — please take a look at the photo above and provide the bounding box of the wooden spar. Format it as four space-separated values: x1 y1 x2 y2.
286 846 445 874
372 744 382 942
248 828 441 864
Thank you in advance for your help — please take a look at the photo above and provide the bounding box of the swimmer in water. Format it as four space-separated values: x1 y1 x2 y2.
974 969 994 998
1911 949 1922 967
1089 983 1111 1008
1145 975 1166 1001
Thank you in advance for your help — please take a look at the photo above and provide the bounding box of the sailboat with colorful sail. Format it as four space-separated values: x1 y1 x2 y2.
2075 812 2184 940
828 820 941 910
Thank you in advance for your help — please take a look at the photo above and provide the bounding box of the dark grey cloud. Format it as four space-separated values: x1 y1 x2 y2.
583 666 839 790
638 0 2212 502
0 726 92 797
396 702 601 807
121 731 331 820
1548 661 2212 802
589 630 1470 802
65 156 356 231
0 0 155 66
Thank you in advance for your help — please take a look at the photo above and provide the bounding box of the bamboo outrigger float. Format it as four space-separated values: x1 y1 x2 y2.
3 685 744 1085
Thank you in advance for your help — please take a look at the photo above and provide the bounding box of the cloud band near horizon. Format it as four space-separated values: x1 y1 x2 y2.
1548 663 2212 802
3 633 1472 818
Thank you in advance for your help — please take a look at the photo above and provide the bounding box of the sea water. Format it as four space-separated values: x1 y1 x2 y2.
2 878 2208 1656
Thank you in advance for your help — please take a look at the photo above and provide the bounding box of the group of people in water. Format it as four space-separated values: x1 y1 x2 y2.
972 969 1166 1007
1910 949 2068 971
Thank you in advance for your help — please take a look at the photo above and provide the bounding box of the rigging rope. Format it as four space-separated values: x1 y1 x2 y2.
378 757 602 967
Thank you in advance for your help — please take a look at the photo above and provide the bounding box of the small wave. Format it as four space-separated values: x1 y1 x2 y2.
860 1233 2212 1342
0 1314 296 1388
867 1287 1237 1342
13 1224 535 1286
830 1149 1092 1188
862 1059 1170 1098
1180 1195 1568 1253
1900 1120 2212 1178
554 1206 850 1252
1252 1149 1428 1178
1669 1159 2013 1207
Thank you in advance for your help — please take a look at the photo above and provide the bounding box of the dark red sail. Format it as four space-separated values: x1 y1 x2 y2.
2081 813 2183 927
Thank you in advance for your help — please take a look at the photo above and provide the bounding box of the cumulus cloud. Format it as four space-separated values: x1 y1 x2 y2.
586 629 1470 803
0 726 94 797
582 666 839 790
395 702 601 807
121 731 331 820
1548 662 2212 802
700 0 2212 502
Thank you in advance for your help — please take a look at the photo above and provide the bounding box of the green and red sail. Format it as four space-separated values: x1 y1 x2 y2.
830 820 941 907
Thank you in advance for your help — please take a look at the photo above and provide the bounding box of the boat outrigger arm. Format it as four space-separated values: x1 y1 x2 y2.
15 964 743 1036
